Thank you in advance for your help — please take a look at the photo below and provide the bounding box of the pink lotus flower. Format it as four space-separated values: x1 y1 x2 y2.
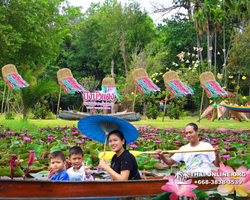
24 129 28 132
225 142 230 145
47 136 53 141
82 135 88 139
20 134 25 137
76 141 83 144
23 137 31 141
214 162 250 197
39 128 43 132
161 176 198 200
156 140 162 143
175 141 180 144
221 155 230 159
225 147 230 151
130 145 138 149
7 131 15 135
156 155 161 159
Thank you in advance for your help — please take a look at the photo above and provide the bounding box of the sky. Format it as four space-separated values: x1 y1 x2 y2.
67 0 186 24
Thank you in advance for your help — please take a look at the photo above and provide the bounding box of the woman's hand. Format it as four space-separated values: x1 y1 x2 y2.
98 159 109 170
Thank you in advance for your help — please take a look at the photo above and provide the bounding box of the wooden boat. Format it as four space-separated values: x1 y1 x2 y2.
222 104 250 113
0 176 218 199
59 110 141 121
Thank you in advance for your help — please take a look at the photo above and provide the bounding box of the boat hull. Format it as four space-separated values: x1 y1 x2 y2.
222 104 250 113
0 177 218 199
59 111 141 121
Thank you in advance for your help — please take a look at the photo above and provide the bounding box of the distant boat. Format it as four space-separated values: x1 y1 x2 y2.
59 110 141 121
0 176 218 199
222 104 250 113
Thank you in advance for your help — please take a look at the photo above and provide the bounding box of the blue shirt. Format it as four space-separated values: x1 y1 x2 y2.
51 169 69 181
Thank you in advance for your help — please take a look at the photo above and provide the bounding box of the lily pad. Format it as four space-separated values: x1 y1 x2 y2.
0 167 24 177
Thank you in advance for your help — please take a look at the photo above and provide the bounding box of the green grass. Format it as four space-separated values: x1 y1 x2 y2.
132 116 250 130
1 114 249 133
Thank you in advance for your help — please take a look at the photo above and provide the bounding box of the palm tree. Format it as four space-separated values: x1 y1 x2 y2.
20 67 59 119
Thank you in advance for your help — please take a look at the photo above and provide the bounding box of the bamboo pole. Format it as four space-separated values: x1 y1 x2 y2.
162 93 168 122
1 82 6 114
198 89 205 123
56 86 62 119
132 87 137 112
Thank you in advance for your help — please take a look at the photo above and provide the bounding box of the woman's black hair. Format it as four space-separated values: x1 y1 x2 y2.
108 130 126 150
186 123 198 131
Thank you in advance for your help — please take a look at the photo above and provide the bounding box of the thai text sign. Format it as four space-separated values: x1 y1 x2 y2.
83 91 115 101
83 91 115 110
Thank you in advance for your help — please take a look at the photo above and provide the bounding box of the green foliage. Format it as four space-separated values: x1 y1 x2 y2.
57 0 156 79
166 97 187 119
31 100 54 119
4 112 16 119
20 67 58 119
0 0 81 67
145 94 161 119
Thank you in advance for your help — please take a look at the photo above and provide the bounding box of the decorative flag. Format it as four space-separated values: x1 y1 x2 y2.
200 72 227 98
163 70 193 99
2 64 29 90
101 77 120 101
57 68 85 95
132 68 160 95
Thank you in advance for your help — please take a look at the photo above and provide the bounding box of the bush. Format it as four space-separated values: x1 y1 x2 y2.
145 94 161 119
166 97 187 119
4 112 16 119
31 100 54 119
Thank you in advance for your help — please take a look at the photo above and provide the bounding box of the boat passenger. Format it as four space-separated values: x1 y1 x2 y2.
98 130 141 180
67 146 94 181
156 123 220 175
49 151 70 181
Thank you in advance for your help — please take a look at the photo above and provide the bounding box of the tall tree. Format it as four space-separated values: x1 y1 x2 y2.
0 0 80 68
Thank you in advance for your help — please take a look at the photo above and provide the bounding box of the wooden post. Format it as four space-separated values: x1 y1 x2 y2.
132 87 137 112
111 60 114 78
56 86 62 119
198 89 205 123
1 82 6 114
162 94 168 122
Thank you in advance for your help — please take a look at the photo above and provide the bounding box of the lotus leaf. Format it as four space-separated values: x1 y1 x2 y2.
153 162 170 169
50 146 60 152
38 158 49 164
0 166 24 177
28 166 47 173
19 153 30 159
0 160 10 166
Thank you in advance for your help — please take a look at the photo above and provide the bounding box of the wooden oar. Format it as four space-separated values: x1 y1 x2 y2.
98 149 215 160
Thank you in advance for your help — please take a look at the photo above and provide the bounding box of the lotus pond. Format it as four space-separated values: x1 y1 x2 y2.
0 125 249 179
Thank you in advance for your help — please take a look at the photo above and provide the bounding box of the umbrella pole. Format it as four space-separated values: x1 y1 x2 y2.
56 86 62 119
102 134 108 160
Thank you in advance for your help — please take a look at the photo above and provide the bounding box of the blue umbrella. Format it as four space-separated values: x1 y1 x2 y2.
78 115 139 144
